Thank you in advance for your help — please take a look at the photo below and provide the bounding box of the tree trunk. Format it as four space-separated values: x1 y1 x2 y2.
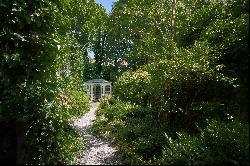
171 0 176 40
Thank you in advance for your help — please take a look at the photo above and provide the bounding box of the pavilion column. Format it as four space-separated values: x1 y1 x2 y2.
110 84 112 95
90 84 93 101
102 85 104 98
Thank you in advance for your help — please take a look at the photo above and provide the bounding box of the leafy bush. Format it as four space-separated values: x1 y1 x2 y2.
94 2 248 164
159 119 249 165
0 0 94 164
97 95 118 111
114 41 239 133
25 119 85 165
93 98 168 165
94 96 249 165
176 0 249 114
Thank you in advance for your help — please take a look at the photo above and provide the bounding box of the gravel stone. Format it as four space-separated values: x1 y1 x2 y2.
71 102 124 165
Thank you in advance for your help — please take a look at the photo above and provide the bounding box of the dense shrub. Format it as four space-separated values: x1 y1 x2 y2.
94 97 249 165
0 0 92 164
93 99 167 165
176 0 249 115
93 1 248 163
159 119 249 165
114 41 239 133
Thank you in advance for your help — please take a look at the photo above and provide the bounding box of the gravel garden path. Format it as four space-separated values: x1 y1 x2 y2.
72 102 124 165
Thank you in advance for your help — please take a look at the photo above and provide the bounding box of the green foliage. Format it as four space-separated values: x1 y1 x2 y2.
93 0 249 165
25 119 84 165
98 0 176 81
113 69 151 105
176 0 249 113
83 57 98 81
2 0 248 164
94 95 249 165
114 42 238 125
93 99 166 165
0 0 102 164
159 119 249 165
93 98 249 165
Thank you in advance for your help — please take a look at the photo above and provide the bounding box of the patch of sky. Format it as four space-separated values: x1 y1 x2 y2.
95 0 117 13
88 50 95 59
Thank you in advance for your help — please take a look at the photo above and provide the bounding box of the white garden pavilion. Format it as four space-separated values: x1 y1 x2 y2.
84 79 112 101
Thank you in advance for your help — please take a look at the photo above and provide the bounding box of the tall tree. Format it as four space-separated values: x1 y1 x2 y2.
101 0 175 81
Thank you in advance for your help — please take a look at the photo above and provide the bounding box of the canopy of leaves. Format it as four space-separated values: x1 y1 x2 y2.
93 0 249 165
0 0 105 164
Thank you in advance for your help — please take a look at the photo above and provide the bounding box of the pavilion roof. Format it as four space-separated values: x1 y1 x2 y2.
84 79 110 83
